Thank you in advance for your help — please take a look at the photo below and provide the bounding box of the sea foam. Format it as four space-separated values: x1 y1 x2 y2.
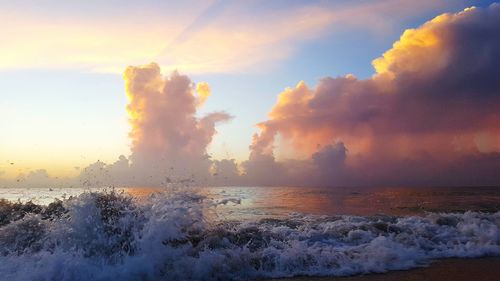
0 189 499 281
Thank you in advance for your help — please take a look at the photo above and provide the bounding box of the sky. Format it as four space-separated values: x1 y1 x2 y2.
1 0 499 187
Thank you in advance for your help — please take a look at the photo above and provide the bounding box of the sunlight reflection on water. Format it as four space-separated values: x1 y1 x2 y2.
1 186 499 219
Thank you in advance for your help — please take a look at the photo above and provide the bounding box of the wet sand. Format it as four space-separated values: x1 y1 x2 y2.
265 257 500 281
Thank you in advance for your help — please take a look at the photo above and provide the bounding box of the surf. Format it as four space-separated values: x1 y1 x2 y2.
0 189 499 281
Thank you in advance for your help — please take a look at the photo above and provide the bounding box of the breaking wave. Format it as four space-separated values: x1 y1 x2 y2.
0 189 499 281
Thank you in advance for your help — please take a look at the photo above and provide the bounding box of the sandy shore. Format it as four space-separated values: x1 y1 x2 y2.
264 257 500 281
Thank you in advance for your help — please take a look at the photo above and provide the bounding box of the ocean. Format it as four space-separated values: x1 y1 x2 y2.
0 186 499 280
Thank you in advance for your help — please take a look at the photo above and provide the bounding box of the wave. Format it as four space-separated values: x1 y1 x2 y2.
0 189 499 281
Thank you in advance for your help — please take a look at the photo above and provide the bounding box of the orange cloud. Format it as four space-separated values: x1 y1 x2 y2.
195 82 211 108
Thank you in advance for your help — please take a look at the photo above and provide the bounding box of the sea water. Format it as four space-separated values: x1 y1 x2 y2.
0 186 499 280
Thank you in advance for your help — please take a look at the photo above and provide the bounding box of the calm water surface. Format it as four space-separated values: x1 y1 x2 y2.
2 185 499 219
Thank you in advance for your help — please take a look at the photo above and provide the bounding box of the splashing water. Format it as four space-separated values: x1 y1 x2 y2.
0 189 499 281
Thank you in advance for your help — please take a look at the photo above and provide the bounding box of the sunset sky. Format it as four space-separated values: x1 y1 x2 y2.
1 0 499 187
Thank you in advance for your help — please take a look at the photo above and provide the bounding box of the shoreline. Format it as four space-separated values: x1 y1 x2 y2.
264 257 500 281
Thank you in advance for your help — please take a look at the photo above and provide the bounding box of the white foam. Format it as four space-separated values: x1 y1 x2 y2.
0 190 499 280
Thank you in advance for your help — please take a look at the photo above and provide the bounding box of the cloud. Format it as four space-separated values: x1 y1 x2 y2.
144 0 473 74
311 142 348 183
211 159 240 185
82 4 500 188
195 82 211 108
9 169 74 188
6 3 499 188
0 0 465 74
79 63 232 186
246 4 500 186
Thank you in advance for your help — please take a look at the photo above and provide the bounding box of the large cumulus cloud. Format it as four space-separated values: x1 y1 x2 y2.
246 4 500 186
80 63 232 186
125 63 231 181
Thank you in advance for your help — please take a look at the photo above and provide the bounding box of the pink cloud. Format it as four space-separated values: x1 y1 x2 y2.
246 4 500 186
80 63 232 186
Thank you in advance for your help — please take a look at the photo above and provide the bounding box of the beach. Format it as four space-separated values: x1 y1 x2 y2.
268 257 500 281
